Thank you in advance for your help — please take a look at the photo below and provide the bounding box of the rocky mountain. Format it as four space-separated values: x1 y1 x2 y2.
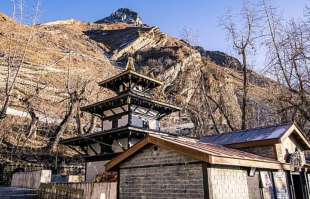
95 8 143 26
195 47 243 71
0 8 301 156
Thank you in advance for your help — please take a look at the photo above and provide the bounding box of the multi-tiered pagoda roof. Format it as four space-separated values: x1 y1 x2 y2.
60 58 181 162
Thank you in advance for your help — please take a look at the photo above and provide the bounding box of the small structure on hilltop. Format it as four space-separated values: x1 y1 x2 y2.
106 123 310 199
60 58 181 181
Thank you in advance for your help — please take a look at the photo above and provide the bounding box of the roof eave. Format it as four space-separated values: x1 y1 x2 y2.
80 92 182 114
98 70 163 87
225 138 281 149
105 135 287 171
280 123 310 150
59 126 170 146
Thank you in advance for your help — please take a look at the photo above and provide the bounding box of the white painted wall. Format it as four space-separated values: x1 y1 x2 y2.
102 120 112 131
131 114 143 128
86 161 108 182
281 133 305 164
282 134 302 155
119 115 128 127
131 114 159 130
149 120 159 130
208 166 249 199
102 114 128 131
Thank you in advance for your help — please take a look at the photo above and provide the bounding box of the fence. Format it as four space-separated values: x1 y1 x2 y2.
11 170 51 189
65 182 117 199
0 163 43 185
39 182 117 199
39 183 84 199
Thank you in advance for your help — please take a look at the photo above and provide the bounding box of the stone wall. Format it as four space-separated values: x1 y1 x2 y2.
118 144 283 199
120 144 200 168
119 144 205 199
207 165 249 199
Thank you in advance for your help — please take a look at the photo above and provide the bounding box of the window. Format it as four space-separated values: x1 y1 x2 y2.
112 118 118 129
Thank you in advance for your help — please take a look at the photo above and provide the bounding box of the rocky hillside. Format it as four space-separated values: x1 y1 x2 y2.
0 8 300 153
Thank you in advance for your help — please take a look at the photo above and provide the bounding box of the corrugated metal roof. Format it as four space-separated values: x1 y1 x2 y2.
200 123 292 146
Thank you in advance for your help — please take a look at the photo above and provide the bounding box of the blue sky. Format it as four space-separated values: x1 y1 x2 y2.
0 0 308 71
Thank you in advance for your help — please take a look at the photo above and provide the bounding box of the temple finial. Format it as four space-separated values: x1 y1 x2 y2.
126 57 135 71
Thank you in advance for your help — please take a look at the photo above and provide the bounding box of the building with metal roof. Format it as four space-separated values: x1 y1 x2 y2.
106 123 310 199
200 123 310 149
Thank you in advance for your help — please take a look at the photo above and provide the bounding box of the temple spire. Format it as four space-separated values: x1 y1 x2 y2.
126 57 135 71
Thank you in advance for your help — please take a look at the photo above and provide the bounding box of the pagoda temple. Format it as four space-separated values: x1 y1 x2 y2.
60 58 181 181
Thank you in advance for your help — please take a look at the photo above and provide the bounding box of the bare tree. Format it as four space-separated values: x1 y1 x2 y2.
75 101 97 135
177 28 238 136
180 27 200 46
48 52 93 153
8 84 44 155
261 0 291 86
50 80 89 153
261 0 310 134
221 1 258 130
20 89 39 139
184 64 238 137
0 0 40 120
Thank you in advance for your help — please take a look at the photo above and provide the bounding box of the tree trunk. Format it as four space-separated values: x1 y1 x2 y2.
50 100 78 153
200 72 220 135
27 111 39 139
0 95 10 120
241 49 247 130
75 105 83 135
86 115 96 134
19 114 39 150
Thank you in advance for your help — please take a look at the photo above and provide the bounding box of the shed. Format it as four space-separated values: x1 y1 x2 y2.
106 134 293 199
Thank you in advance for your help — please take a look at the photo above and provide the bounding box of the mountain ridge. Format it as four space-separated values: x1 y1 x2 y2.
0 9 299 156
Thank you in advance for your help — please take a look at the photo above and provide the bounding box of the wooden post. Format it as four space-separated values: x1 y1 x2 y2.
270 172 278 199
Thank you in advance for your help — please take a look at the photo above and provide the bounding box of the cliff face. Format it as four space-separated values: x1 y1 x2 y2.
0 8 297 148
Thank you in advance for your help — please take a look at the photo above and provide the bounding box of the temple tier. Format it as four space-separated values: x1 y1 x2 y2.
60 58 181 175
